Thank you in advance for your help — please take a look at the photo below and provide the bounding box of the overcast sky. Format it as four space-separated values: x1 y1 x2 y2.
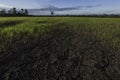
0 0 120 15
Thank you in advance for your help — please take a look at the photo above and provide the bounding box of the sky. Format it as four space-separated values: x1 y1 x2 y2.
0 0 120 15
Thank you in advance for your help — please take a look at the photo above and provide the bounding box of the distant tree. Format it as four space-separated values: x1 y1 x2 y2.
0 7 29 16
21 9 24 15
0 9 6 15
12 7 17 15
8 9 12 14
66 14 69 16
25 9 29 15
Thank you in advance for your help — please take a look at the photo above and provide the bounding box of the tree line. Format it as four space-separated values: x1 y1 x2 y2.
0 7 29 16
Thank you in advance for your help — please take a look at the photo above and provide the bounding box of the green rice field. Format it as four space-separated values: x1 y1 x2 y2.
0 17 120 80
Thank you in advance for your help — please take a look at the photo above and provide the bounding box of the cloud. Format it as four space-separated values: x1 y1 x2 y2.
85 4 101 8
28 5 100 12
0 4 13 9
103 9 120 14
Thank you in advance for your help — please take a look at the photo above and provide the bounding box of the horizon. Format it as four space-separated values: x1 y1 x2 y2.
0 0 120 15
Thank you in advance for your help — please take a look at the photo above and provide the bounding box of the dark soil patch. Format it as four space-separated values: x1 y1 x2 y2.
36 21 49 24
0 20 24 28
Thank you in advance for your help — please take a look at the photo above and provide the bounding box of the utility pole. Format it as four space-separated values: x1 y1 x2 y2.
50 10 54 16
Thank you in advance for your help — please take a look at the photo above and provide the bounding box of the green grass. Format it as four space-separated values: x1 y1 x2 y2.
0 17 120 80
